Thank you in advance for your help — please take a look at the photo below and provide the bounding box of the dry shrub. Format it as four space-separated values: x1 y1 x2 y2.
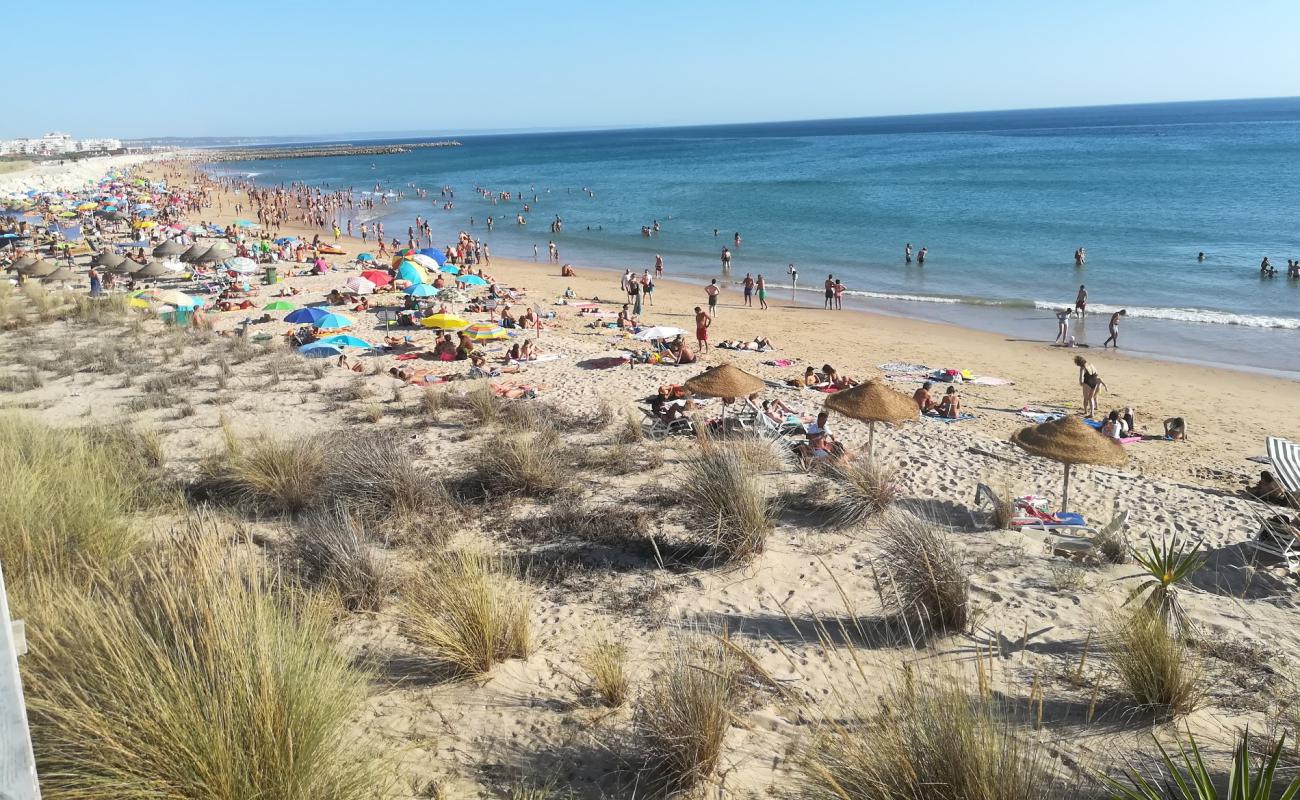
0 365 44 392
1105 608 1203 720
197 431 438 522
800 668 1069 800
1093 520 1129 565
363 402 383 423
197 435 327 515
634 636 745 794
420 386 446 418
402 550 532 675
824 460 900 526
465 431 570 498
18 525 385 800
680 443 778 563
451 382 500 424
618 409 643 443
875 511 969 633
515 504 654 544
0 416 165 582
292 507 390 611
579 637 630 707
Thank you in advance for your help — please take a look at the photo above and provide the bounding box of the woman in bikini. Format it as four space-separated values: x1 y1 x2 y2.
1074 356 1104 418
936 386 962 419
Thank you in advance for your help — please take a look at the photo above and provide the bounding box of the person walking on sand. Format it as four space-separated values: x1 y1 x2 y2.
655 253 664 277
1055 308 1071 344
833 279 844 310
705 278 721 315
824 275 835 309
1103 309 1127 348
742 272 755 307
694 306 711 353
756 274 768 310
1075 355 1105 418
1075 285 1088 316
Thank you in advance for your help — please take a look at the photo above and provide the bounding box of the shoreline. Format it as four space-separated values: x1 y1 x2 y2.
207 162 1300 380
152 159 1300 486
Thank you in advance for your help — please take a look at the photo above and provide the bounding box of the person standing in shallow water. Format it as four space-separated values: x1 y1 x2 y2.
905 243 913 264
1103 309 1126 348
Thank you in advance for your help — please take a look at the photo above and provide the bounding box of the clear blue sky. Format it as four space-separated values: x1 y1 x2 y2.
6 0 1300 139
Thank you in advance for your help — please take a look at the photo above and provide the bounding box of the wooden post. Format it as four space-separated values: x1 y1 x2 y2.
0 562 41 799
1061 463 1072 512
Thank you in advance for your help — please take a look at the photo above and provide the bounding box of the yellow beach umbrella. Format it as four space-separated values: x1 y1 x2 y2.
420 313 469 330
134 220 157 228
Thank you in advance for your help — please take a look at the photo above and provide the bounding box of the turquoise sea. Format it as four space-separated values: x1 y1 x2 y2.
214 97 1300 377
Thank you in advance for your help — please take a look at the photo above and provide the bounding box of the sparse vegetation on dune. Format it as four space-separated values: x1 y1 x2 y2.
196 431 440 522
402 550 532 675
634 636 746 795
461 430 571 498
291 507 390 611
874 511 970 634
800 668 1069 800
0 415 167 582
1106 608 1204 720
823 459 901 526
19 524 387 800
578 637 630 707
679 443 778 563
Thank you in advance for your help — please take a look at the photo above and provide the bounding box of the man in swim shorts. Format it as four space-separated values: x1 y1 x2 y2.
705 278 720 315
694 306 711 353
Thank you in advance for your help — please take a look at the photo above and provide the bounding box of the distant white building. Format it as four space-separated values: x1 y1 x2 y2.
0 132 122 156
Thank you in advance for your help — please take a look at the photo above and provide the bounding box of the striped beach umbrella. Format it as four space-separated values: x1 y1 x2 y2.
463 322 509 340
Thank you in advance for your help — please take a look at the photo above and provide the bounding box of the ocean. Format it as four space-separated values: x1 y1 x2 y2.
213 97 1300 377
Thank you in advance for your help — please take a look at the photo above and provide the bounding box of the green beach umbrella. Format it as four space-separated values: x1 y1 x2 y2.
263 301 296 311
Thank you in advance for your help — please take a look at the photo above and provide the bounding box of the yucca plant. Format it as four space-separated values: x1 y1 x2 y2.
1124 535 1206 636
1103 728 1300 800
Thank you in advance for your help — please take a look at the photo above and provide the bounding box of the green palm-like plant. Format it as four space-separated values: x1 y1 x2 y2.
1124 535 1206 635
1104 728 1300 800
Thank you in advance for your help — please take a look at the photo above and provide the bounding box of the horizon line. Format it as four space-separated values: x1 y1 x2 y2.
126 93 1300 146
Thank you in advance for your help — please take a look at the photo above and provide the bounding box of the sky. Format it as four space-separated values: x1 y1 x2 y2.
6 0 1300 140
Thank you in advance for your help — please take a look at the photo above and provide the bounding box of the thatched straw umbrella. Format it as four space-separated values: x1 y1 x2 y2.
96 252 127 270
823 380 918 462
152 239 185 259
10 255 38 272
683 363 765 431
40 267 75 283
1010 416 1126 511
24 259 60 278
179 243 208 263
134 262 168 279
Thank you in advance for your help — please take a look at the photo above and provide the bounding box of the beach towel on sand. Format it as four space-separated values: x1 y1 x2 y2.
926 414 976 423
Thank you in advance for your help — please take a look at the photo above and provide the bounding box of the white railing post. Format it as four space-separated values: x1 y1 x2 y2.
0 563 40 800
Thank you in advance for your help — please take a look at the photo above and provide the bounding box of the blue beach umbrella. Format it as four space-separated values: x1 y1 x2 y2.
273 236 301 246
440 264 460 275
299 342 344 357
318 335 373 349
458 274 487 286
284 306 330 324
314 313 355 330
404 283 439 297
356 252 374 262
397 261 427 285
417 247 446 265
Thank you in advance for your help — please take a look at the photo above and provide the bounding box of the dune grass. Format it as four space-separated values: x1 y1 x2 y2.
291 507 390 611
197 431 439 522
680 443 778 563
1106 609 1203 720
463 431 571 498
578 637 630 707
800 668 1068 800
402 550 532 675
19 526 386 800
875 511 970 633
634 637 744 795
0 415 166 583
824 460 901 526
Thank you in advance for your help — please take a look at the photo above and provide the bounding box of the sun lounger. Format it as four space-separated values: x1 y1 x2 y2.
1248 515 1300 573
640 407 695 440
972 483 1090 533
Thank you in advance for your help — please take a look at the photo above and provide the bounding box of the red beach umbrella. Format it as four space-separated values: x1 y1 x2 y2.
360 269 392 287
